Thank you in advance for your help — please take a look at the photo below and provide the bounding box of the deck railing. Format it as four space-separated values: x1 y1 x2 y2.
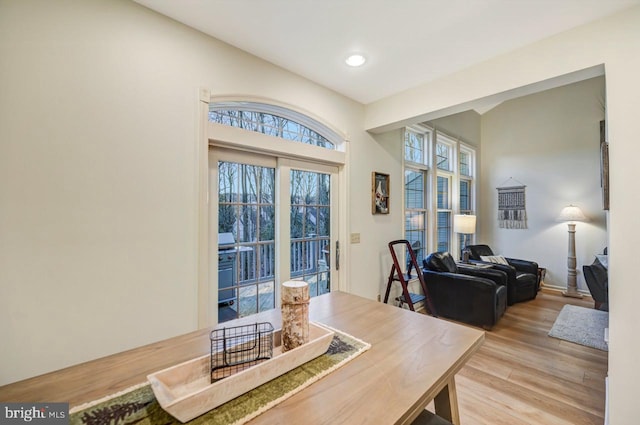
234 236 329 285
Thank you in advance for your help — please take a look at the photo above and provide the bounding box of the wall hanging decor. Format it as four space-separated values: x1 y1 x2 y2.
497 178 527 229
372 172 390 214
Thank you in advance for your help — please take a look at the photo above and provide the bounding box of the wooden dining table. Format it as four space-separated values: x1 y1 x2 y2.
0 291 484 424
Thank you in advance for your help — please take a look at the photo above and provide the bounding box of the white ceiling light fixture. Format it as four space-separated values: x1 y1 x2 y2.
345 54 366 67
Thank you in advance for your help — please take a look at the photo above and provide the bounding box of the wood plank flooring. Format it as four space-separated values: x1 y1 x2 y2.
432 292 608 425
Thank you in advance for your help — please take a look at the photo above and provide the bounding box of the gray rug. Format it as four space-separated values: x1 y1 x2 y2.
549 304 609 351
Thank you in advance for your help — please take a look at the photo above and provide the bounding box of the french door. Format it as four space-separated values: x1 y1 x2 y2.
210 149 338 323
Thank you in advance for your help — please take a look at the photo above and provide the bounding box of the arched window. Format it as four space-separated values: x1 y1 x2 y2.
209 102 339 150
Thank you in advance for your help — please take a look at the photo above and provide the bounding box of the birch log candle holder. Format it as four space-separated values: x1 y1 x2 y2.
281 280 310 351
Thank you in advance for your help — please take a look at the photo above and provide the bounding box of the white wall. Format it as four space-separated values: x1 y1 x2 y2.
480 77 607 291
0 0 389 385
428 110 482 149
366 129 408 302
366 7 640 424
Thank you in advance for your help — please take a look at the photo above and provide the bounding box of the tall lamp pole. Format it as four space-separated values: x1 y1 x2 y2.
558 205 587 298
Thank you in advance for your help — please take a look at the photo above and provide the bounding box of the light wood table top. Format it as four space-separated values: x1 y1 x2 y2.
0 291 484 424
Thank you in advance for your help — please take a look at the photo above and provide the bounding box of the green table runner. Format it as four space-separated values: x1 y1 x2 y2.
70 326 370 425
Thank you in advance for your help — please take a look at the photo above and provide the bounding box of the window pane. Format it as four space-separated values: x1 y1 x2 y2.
291 170 319 205
242 165 260 204
258 281 275 312
217 160 277 322
209 108 334 149
405 211 425 233
239 205 257 243
459 233 474 250
460 151 471 176
405 211 425 241
404 131 424 163
259 205 275 241
290 206 304 239
437 212 451 252
405 170 424 209
218 205 237 234
218 161 237 203
460 180 470 212
437 176 449 209
318 173 330 206
259 168 275 204
436 143 450 171
318 207 330 237
290 169 331 299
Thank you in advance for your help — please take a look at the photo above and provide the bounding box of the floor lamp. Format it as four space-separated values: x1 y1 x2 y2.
454 214 476 263
558 205 587 298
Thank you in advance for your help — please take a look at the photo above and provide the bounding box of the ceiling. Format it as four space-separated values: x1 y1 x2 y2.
133 0 639 105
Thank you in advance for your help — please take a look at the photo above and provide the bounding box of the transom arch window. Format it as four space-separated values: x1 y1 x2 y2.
209 101 343 150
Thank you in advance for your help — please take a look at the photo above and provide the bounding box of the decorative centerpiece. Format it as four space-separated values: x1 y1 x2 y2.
210 322 274 382
147 281 333 423
281 280 310 351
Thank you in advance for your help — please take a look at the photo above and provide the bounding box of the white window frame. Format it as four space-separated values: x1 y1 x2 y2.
403 126 477 259
457 143 477 252
401 126 431 274
404 128 427 166
197 92 349 327
404 167 428 258
435 135 455 172
434 133 456 253
436 174 453 253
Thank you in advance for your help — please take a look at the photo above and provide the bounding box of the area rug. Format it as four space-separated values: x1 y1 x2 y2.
548 304 609 351
69 326 370 425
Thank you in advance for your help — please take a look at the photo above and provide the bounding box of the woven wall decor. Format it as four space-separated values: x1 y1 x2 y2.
497 179 527 229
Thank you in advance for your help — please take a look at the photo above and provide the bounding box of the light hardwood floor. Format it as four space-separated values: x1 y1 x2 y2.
443 291 608 425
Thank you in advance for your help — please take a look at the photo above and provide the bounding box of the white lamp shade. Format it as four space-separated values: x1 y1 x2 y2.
453 214 476 234
558 205 587 222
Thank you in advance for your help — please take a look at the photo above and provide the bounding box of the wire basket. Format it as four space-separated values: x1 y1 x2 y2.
210 322 274 383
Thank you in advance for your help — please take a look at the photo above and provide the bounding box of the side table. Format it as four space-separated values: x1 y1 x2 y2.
537 267 546 287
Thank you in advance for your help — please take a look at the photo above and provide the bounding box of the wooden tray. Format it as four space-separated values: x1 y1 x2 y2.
147 322 335 423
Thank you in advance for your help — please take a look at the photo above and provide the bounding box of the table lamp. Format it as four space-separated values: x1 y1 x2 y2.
558 205 587 298
454 214 476 262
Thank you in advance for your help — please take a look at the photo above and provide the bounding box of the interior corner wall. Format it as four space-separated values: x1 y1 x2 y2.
479 76 607 291
364 129 406 301
0 0 380 385
427 110 482 149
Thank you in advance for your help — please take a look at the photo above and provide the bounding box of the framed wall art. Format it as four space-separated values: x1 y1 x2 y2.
372 172 390 214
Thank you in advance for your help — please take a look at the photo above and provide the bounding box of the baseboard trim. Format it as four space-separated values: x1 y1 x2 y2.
541 285 591 299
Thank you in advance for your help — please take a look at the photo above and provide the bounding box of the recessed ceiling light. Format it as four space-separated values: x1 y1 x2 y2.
345 54 366 67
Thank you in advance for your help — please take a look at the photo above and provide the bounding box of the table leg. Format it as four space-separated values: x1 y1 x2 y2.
434 377 460 425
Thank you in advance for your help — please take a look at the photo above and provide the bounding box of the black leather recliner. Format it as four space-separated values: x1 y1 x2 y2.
422 252 508 329
583 258 608 311
466 244 539 305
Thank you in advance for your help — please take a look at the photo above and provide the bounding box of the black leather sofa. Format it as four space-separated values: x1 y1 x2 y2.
466 244 539 305
422 252 508 329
